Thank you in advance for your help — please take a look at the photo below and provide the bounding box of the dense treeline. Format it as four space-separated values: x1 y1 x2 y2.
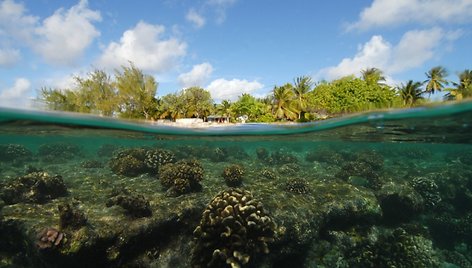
39 63 472 122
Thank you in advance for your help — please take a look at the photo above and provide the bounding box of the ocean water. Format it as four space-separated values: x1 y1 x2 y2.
0 102 472 267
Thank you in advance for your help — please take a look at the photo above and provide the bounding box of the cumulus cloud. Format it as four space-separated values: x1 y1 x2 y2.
317 28 458 81
178 62 213 88
0 0 101 65
34 0 101 65
186 9 206 28
206 78 263 101
97 21 187 72
347 0 472 31
0 0 37 43
0 78 32 108
0 48 21 66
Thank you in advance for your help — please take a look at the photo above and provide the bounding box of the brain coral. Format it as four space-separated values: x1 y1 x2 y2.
192 188 276 268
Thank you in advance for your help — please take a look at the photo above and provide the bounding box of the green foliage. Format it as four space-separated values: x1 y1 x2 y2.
398 80 424 107
361 67 386 86
307 76 396 113
180 87 214 118
114 63 158 119
230 94 273 122
158 93 185 120
445 69 472 101
272 83 298 121
424 66 448 96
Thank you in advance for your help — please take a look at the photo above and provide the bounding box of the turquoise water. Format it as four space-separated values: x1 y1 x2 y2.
1 102 472 267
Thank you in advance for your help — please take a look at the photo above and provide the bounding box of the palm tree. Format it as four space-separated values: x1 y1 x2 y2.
399 80 424 107
361 67 386 86
444 69 472 101
216 99 232 117
293 76 313 119
272 84 298 120
424 66 448 97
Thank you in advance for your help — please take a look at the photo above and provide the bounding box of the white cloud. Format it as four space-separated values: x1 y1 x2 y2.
318 35 391 80
0 78 32 108
34 0 101 65
348 0 472 31
207 0 237 23
0 0 37 43
317 28 458 81
97 21 187 73
178 62 213 88
0 48 20 66
0 0 101 65
186 9 206 28
206 78 263 101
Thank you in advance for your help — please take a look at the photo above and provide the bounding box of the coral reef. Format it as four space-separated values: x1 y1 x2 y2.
38 142 81 162
305 147 343 164
260 169 277 180
377 182 424 224
144 148 175 174
285 178 310 194
158 159 204 195
410 176 441 209
336 150 384 190
279 163 300 175
106 188 152 218
0 172 68 204
0 144 32 164
192 188 276 268
109 148 148 177
36 227 65 250
222 164 245 187
58 203 87 230
266 149 298 165
208 147 229 162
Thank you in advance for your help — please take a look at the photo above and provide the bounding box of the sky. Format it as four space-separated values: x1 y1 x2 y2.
1 0 471 108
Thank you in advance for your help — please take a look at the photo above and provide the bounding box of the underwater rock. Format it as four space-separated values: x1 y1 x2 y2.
38 142 82 163
106 189 152 218
36 227 65 250
144 148 175 173
58 203 87 230
192 188 276 268
285 178 310 194
315 182 381 229
222 164 245 187
410 176 441 209
0 144 32 163
0 172 68 204
377 182 424 224
158 159 204 196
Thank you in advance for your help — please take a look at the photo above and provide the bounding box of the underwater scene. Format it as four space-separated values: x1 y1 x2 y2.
1 102 472 268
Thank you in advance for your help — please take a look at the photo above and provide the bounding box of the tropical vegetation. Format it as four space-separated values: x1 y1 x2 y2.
39 63 471 123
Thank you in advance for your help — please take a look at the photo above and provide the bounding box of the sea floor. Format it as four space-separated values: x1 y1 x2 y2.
1 140 472 267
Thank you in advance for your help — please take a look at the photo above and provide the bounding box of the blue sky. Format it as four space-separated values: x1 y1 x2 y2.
1 0 471 108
